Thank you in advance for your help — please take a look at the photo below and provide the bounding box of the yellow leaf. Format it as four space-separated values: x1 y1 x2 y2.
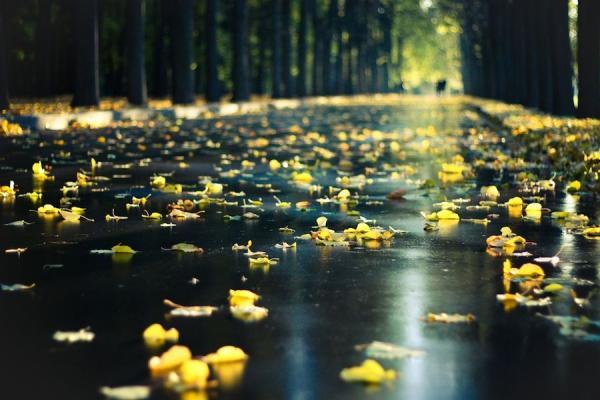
179 360 210 387
316 216 328 228
269 159 281 170
583 227 600 237
507 197 523 207
340 359 396 384
441 163 464 174
143 323 179 346
437 209 460 220
361 230 382 240
37 204 60 214
32 161 46 177
337 189 351 201
355 222 371 233
525 203 542 218
111 244 136 254
543 283 563 293
229 289 260 307
293 171 313 183
481 185 500 199
514 263 545 278
566 180 581 193
148 345 192 373
230 305 269 321
151 176 166 189
202 346 248 364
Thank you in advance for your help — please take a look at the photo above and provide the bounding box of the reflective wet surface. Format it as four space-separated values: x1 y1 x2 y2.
1 100 599 400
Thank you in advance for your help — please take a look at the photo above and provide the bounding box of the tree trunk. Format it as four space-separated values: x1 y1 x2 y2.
344 0 355 94
281 0 292 97
0 7 8 111
334 0 344 94
297 0 308 97
577 0 600 118
548 0 574 115
72 0 100 107
232 0 250 101
127 0 147 105
153 0 170 98
311 0 322 95
255 13 266 96
272 0 282 98
524 0 540 108
233 0 250 101
35 0 53 97
536 0 554 113
324 0 337 94
171 0 194 105
381 7 391 93
205 0 220 102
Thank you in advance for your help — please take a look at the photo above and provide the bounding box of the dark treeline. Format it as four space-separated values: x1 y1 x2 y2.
0 0 597 118
0 0 399 109
459 0 599 118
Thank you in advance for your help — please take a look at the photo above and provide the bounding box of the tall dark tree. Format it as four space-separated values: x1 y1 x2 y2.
127 0 147 105
0 6 7 111
272 0 282 98
380 2 392 93
523 0 540 108
536 0 554 113
255 9 267 96
281 0 292 97
549 0 574 115
72 0 100 107
171 0 194 104
297 0 309 97
232 0 250 101
311 0 322 95
343 0 355 94
153 0 170 97
577 0 600 118
35 0 53 97
324 0 337 94
509 0 527 103
205 0 220 102
334 0 344 94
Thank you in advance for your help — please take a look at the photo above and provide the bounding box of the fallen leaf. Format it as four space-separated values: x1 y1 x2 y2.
53 328 95 343
354 341 425 359
100 386 150 400
148 345 192 374
340 359 396 384
201 346 248 364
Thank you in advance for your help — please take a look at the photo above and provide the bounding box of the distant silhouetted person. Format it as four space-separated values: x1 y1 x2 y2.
436 79 447 96
398 80 405 93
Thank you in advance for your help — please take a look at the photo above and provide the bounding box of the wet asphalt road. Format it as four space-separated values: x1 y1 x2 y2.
1 101 599 400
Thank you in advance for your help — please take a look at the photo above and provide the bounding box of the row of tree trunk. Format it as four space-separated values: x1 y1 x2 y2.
461 0 599 118
0 0 396 110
